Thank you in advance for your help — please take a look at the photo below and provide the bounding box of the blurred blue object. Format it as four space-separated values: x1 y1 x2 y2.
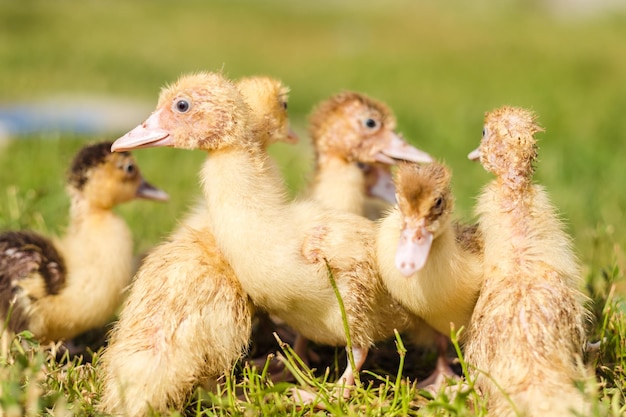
0 95 151 139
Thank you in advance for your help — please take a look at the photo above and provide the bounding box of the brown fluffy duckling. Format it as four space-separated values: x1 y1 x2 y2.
463 106 590 416
0 142 167 342
111 72 419 402
99 75 295 416
376 161 483 386
307 91 431 216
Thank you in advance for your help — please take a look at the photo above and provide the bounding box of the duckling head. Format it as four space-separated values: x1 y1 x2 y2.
308 91 432 166
468 106 543 186
112 72 252 153
68 142 169 209
236 76 298 146
394 162 453 276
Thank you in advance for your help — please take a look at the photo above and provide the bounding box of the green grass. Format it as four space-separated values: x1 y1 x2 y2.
0 0 625 415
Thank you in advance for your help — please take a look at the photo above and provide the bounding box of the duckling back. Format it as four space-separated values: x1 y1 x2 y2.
0 231 66 333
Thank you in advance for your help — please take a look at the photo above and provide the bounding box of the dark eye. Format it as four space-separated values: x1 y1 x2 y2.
364 118 378 129
282 101 288 110
356 162 371 173
482 127 486 137
174 99 190 113
124 163 135 175
434 197 443 211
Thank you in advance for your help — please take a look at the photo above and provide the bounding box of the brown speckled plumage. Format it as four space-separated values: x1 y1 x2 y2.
464 106 591 416
0 231 66 332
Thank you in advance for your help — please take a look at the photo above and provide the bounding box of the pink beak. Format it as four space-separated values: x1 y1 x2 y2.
374 133 432 165
395 219 433 277
112 110 173 152
468 147 480 161
285 125 299 144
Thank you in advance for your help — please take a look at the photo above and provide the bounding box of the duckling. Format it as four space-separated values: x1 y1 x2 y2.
99 76 293 416
111 72 419 401
376 161 483 387
307 91 432 216
463 106 590 416
377 162 483 333
0 142 168 342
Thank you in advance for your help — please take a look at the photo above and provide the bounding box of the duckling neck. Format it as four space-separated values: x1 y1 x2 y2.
478 179 577 281
37 194 133 340
311 156 365 215
202 145 288 212
200 145 302 308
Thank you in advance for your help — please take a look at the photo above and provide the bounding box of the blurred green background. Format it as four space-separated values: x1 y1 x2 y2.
0 0 625 282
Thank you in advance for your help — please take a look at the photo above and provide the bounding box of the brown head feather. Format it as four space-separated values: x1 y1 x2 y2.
395 162 453 232
308 91 397 162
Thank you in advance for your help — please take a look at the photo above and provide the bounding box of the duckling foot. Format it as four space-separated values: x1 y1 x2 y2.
290 346 367 410
290 387 329 409
416 334 460 394
290 383 352 410
416 354 459 394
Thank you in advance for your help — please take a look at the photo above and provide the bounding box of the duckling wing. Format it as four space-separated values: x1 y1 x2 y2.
0 231 66 331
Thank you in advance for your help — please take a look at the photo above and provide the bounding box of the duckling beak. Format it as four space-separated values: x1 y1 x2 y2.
374 133 432 165
135 179 169 202
467 148 481 161
395 220 433 277
112 110 173 152
366 164 397 203
286 126 299 144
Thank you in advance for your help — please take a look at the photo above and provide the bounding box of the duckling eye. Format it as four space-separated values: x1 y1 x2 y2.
364 118 378 129
281 101 288 110
123 163 135 175
433 197 444 211
174 99 191 113
482 127 487 137
356 162 371 173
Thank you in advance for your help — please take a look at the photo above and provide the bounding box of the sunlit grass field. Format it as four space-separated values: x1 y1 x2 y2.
0 0 625 415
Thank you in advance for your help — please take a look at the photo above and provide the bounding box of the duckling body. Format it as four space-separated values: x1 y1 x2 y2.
0 142 167 342
99 228 252 417
111 72 417 395
464 106 590 416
